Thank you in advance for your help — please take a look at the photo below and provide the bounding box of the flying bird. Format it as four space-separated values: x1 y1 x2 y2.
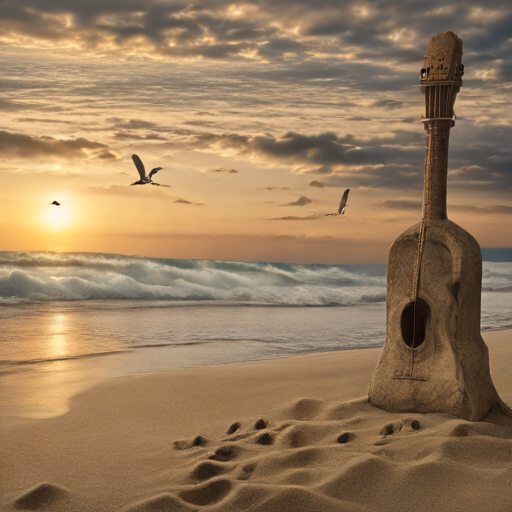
130 154 169 187
326 189 350 217
51 201 60 206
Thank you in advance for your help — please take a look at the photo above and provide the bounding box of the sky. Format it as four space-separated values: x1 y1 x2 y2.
1 0 511 264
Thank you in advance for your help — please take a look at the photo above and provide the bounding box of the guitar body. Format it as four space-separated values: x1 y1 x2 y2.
368 219 505 420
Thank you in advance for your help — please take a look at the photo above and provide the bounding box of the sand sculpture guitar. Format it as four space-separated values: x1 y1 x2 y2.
368 32 511 421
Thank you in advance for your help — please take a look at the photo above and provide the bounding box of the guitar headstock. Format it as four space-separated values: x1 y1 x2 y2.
420 31 464 88
420 32 464 122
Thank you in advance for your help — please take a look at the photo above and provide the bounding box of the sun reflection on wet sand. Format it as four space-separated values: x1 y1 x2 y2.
0 362 92 422
0 311 127 424
0 352 135 425
48 314 68 360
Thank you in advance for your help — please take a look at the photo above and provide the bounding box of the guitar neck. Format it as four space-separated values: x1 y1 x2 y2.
420 32 464 222
422 120 451 221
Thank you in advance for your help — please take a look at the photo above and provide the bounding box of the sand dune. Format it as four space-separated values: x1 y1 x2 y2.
1 330 511 511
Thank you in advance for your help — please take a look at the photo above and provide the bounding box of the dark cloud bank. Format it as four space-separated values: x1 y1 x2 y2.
0 130 115 159
191 129 512 190
3 0 512 74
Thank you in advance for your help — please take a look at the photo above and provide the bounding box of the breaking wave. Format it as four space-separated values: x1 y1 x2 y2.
0 251 387 306
1 252 511 306
481 262 512 291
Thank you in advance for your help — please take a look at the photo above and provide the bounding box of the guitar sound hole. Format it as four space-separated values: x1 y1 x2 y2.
401 299 429 349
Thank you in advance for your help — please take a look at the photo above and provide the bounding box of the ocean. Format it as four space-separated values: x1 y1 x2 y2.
1 251 511 421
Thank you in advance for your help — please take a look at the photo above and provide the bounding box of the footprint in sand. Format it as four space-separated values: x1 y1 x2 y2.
337 432 353 444
226 422 241 435
450 423 473 437
13 482 70 510
209 445 239 462
190 461 231 482
254 419 268 430
255 432 274 445
374 418 421 445
222 422 254 442
379 418 421 437
173 435 209 450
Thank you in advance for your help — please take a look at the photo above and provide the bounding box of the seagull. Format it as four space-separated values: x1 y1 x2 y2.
130 154 169 187
51 201 60 206
326 189 350 217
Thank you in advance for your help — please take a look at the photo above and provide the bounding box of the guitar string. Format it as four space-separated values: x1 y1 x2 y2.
409 116 435 377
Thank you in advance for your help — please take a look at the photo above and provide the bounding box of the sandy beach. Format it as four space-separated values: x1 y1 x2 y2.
1 329 511 512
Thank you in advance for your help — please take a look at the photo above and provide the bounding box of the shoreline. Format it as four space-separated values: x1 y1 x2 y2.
2 327 511 425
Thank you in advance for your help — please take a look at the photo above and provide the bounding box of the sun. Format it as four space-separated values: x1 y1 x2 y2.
43 203 72 230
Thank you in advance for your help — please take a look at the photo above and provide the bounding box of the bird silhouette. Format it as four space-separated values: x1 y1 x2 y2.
326 189 350 217
51 201 60 206
130 154 169 187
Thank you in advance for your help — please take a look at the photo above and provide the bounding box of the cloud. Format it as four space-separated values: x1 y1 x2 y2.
448 166 496 182
211 168 238 173
113 231 387 248
15 117 77 124
281 196 312 206
257 37 306 59
372 99 404 109
305 166 334 175
184 120 217 127
108 118 168 141
378 200 422 210
1 0 512 74
0 130 114 159
2 1 284 61
191 129 428 189
452 204 512 215
174 198 203 205
309 180 325 188
97 151 117 160
379 200 512 216
114 131 167 141
195 130 423 171
0 99 35 111
270 214 321 221
183 122 512 191
110 119 158 130
255 186 290 191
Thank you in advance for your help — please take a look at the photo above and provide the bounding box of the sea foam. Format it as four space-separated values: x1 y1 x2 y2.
0 251 386 305
0 251 510 305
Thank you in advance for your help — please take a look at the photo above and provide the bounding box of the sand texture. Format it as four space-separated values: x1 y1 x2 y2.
1 330 511 512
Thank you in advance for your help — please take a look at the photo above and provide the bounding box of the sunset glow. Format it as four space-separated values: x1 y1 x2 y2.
43 205 72 231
